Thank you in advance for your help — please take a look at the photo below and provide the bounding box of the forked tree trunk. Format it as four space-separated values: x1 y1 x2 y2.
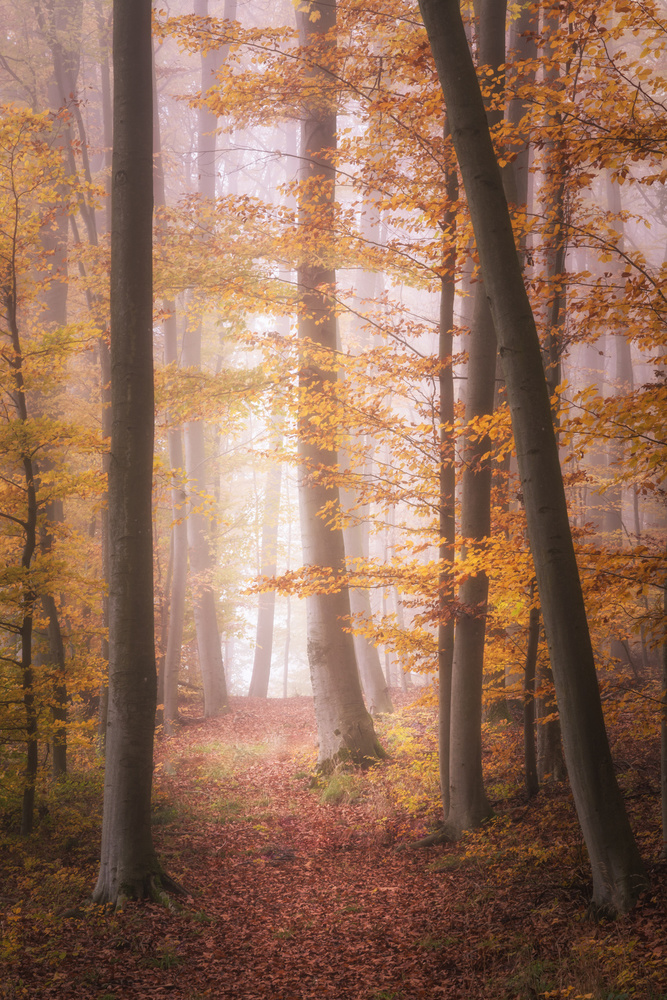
296 0 383 769
419 0 648 913
93 0 175 905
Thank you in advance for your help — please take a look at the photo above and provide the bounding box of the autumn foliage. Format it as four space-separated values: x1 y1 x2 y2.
0 0 665 980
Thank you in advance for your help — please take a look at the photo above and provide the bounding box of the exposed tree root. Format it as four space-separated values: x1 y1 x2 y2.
91 870 190 912
408 826 456 849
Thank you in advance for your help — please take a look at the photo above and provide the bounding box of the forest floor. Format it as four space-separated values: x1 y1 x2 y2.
1 692 666 1000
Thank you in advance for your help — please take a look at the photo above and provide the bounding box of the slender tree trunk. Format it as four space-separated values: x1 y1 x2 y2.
93 0 176 905
342 500 393 715
96 1 113 746
446 0 504 836
438 127 458 819
447 287 495 835
523 582 539 798
660 561 667 858
180 0 233 717
283 500 292 699
296 0 383 769
6 291 39 835
419 0 648 912
153 40 186 729
33 0 86 778
603 173 633 542
40 504 67 779
249 431 283 698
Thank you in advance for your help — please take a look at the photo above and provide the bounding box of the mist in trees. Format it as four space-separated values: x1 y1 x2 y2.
0 0 665 917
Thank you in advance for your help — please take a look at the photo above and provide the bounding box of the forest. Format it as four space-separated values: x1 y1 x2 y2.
0 0 666 996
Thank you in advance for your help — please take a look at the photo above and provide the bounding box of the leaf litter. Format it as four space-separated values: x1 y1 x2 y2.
1 694 665 999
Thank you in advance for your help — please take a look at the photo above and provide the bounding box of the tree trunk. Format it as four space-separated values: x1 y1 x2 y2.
342 498 393 715
296 0 383 769
523 583 539 798
446 0 504 836
419 0 648 913
661 562 667 859
154 40 186 729
438 130 458 818
249 436 283 698
5 288 39 835
179 0 232 718
40 503 67 780
447 286 495 835
603 173 633 542
93 0 170 905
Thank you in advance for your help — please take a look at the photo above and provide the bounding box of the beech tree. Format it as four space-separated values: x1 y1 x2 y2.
94 0 175 905
295 0 383 767
249 416 283 698
418 0 648 913
182 0 231 718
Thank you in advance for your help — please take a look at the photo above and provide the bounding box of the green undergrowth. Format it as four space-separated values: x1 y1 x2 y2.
315 768 365 805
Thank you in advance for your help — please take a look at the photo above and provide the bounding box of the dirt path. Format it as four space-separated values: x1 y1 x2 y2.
2 696 665 999
153 698 462 999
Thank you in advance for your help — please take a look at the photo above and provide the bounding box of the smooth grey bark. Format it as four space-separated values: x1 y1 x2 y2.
33 0 87 779
95 0 113 746
438 134 458 818
40 505 67 780
603 173 633 541
341 496 393 715
181 0 234 717
93 0 176 905
446 0 504 837
419 0 648 912
162 314 187 727
523 582 539 798
153 42 186 729
296 0 383 768
448 287 495 835
249 431 283 698
342 199 393 716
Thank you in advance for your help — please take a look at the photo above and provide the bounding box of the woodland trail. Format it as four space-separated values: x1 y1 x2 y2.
2 695 666 999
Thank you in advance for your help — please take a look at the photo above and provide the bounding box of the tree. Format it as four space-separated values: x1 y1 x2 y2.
249 415 283 698
418 0 648 913
154 37 186 730
93 0 176 905
295 0 384 768
181 0 232 718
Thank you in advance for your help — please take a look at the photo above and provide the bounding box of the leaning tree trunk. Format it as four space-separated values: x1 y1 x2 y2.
93 0 176 906
419 0 648 913
296 0 383 769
